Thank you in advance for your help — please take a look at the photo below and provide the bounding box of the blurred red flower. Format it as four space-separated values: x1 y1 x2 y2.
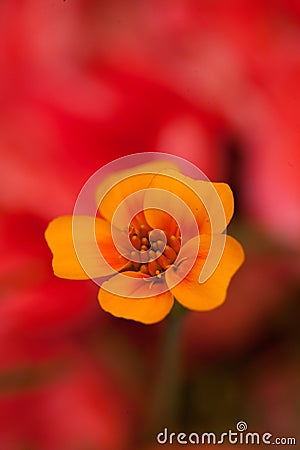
0 341 136 450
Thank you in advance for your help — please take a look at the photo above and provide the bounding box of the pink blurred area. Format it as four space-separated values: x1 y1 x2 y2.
1 1 300 449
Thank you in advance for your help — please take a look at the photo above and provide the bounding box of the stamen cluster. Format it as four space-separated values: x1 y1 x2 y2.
124 219 181 278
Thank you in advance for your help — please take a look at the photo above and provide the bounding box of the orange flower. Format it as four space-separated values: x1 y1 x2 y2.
45 160 244 324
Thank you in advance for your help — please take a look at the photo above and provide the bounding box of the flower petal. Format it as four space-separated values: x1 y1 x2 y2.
45 215 127 279
202 182 234 233
98 272 174 324
165 234 245 311
144 169 234 233
96 160 180 223
142 207 178 236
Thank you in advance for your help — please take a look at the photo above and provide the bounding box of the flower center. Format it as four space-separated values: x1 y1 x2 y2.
122 212 181 277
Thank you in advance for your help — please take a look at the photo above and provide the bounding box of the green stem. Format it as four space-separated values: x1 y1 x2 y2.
145 301 186 439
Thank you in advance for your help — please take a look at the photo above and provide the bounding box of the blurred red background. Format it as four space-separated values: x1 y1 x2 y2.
1 1 300 449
